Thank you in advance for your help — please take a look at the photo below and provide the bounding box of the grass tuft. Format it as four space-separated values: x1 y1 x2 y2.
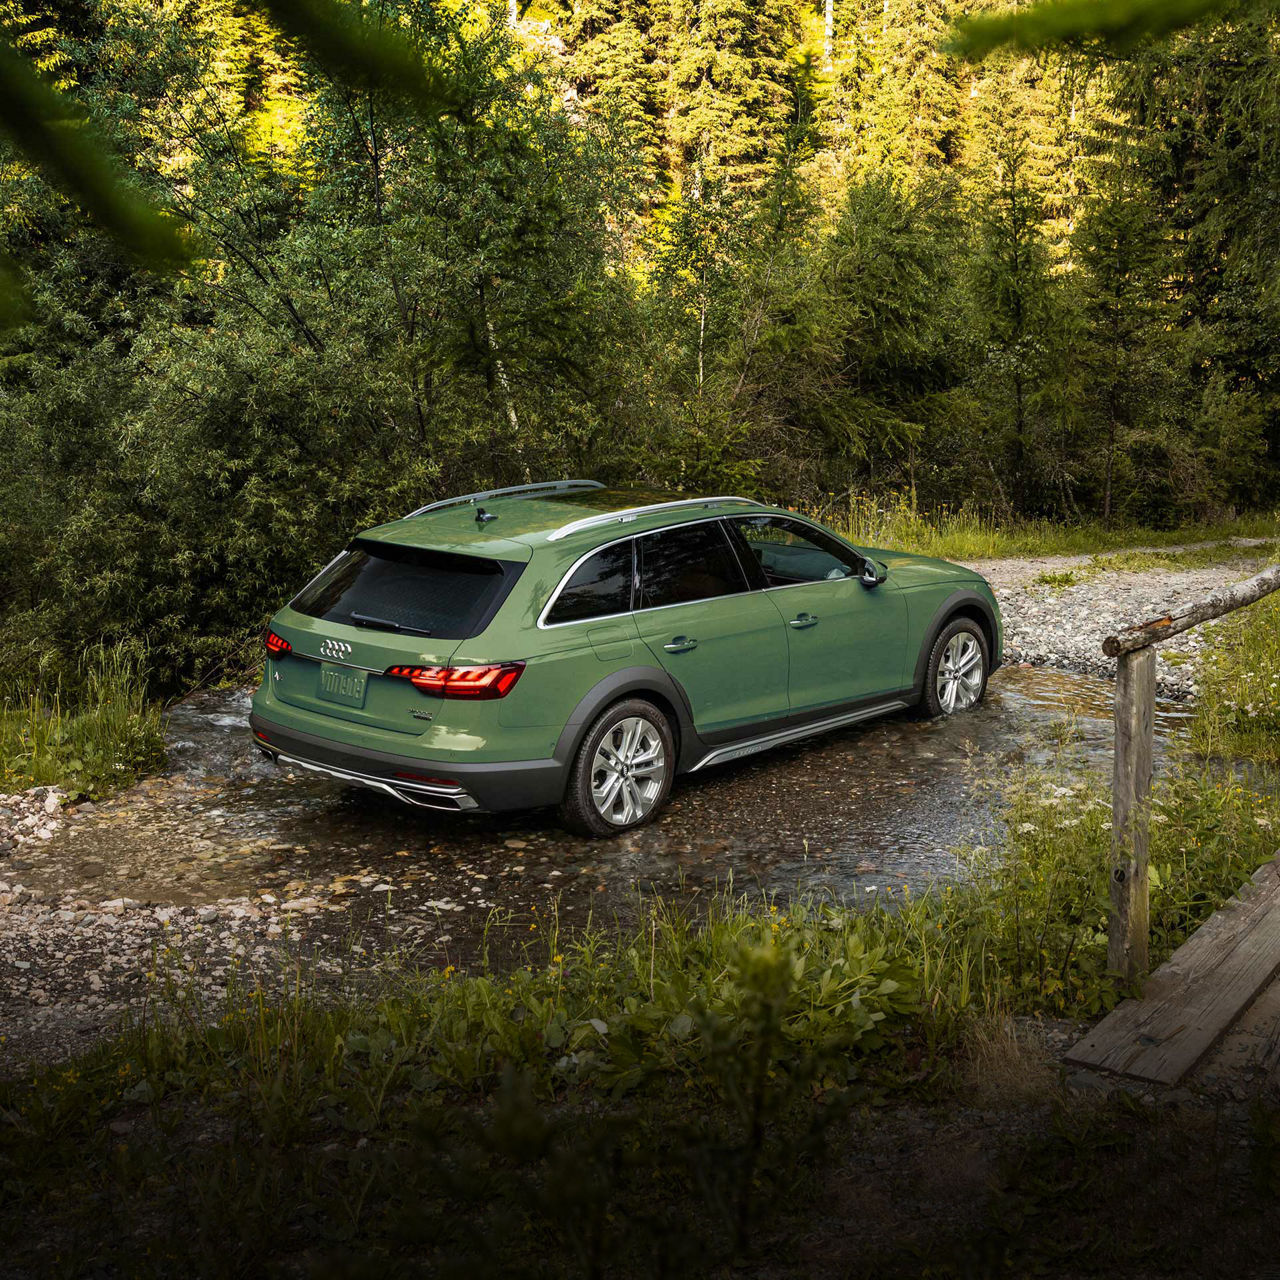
0 642 166 797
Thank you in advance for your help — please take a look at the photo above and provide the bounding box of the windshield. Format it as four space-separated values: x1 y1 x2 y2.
290 540 522 639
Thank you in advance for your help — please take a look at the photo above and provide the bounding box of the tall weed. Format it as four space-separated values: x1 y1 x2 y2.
819 490 1279 562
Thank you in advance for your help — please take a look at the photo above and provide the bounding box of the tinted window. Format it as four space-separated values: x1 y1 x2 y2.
731 517 862 586
291 540 520 639
638 522 747 610
546 541 634 624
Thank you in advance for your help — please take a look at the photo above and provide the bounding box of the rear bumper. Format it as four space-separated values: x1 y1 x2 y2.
248 712 568 813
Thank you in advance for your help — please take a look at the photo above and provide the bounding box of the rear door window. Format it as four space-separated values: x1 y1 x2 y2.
545 541 635 624
637 521 749 610
291 540 522 639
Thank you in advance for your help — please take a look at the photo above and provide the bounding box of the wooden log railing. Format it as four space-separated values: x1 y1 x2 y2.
1104 562 1280 982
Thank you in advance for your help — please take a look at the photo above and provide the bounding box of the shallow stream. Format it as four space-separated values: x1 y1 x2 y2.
10 666 1189 954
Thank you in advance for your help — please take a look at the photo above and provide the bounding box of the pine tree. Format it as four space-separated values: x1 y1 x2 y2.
820 0 965 184
967 128 1061 514
661 0 803 191
563 0 666 199
960 43 1096 260
1124 7 1280 494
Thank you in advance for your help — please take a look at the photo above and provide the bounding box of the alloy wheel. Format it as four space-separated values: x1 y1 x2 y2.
591 715 667 826
936 630 984 713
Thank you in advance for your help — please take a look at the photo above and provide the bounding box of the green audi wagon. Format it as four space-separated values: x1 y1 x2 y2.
250 482 1002 836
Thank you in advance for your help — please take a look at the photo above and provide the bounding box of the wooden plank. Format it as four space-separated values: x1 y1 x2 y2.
1108 647 1155 981
1102 561 1280 657
1067 860 1280 1084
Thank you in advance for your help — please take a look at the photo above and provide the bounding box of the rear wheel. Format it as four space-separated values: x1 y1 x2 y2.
560 699 674 837
920 619 989 718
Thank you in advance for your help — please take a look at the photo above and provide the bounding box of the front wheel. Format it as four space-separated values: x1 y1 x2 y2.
559 699 675 837
920 619 989 718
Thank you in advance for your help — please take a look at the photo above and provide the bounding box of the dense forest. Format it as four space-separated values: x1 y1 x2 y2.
0 0 1277 688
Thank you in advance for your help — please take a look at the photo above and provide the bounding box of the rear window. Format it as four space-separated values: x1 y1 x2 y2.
291 540 522 639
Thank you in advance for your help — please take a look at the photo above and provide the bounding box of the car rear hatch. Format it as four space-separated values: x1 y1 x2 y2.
266 537 527 735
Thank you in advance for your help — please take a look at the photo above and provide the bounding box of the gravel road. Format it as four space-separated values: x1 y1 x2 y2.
1 539 1274 1076
967 537 1275 698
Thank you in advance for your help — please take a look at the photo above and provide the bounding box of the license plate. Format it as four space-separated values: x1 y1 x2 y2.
318 662 367 708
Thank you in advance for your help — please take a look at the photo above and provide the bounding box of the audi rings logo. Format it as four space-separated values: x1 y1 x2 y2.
319 638 352 661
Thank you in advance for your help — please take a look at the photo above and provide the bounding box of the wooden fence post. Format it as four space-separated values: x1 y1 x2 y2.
1109 645 1156 982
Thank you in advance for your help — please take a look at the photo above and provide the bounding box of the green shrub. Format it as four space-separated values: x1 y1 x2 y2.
1034 568 1080 588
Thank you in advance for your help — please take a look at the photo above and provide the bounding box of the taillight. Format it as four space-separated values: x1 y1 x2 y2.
385 662 525 700
265 630 292 656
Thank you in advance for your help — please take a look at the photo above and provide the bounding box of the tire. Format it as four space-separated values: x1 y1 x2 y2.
919 618 990 719
559 698 675 837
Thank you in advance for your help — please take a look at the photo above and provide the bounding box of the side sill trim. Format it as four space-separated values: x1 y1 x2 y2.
688 700 908 772
269 749 480 811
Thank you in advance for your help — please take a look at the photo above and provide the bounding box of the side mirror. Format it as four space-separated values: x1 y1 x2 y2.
860 559 887 589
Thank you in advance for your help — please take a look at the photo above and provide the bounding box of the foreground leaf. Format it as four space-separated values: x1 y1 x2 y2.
0 39 189 271
253 0 467 116
948 0 1234 58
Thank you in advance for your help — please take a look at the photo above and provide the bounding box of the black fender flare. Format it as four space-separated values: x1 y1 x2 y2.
911 589 1002 694
552 665 706 774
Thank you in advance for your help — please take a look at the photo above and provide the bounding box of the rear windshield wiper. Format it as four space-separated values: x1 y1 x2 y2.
348 612 433 637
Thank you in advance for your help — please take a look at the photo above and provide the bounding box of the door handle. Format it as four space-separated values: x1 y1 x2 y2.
788 613 819 629
664 636 698 653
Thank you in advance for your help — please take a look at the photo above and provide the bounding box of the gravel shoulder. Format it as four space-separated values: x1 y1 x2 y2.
2 538 1276 1078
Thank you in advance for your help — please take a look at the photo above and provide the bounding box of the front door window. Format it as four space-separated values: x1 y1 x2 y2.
731 516 862 586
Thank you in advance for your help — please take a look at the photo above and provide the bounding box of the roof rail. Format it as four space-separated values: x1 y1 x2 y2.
546 496 764 543
406 479 604 519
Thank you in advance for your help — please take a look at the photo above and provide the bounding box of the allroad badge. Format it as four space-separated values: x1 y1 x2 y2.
319 638 352 660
